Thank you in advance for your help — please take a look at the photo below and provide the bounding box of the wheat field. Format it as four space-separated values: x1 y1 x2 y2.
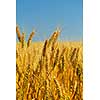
16 26 83 100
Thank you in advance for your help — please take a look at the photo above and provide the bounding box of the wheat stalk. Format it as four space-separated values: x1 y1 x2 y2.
47 29 60 48
27 31 35 47
42 40 48 57
54 78 63 98
16 25 22 42
21 32 25 48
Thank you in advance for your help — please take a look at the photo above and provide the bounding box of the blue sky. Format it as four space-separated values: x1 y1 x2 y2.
16 0 83 41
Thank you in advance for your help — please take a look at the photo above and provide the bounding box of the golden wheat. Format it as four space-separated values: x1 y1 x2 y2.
16 26 83 100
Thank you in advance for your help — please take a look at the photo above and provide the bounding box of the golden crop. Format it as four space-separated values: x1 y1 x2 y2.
16 26 83 100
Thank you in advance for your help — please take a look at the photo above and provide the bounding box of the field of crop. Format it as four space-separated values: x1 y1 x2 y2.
16 26 83 100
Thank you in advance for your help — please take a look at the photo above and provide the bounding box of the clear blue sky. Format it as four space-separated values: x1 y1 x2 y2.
16 0 83 41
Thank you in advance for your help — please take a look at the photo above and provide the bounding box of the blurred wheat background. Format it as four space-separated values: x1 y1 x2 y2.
16 26 83 100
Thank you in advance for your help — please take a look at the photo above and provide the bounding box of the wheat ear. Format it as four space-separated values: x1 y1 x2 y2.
27 31 35 47
16 25 22 42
